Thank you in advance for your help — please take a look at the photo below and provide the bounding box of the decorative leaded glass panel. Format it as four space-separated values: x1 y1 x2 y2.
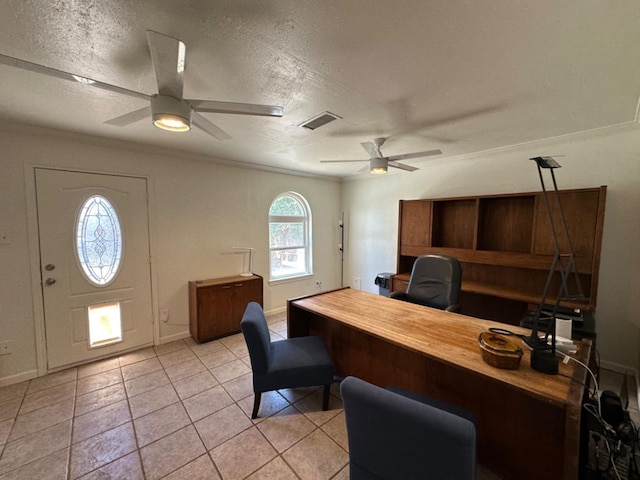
269 195 304 216
76 195 123 286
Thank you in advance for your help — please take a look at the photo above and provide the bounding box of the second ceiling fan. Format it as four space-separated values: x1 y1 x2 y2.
320 138 442 174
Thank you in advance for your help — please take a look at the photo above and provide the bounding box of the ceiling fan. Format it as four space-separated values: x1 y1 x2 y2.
320 138 442 174
0 30 283 140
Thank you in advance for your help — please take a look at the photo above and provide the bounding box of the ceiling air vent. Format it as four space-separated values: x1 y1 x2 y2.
299 111 341 130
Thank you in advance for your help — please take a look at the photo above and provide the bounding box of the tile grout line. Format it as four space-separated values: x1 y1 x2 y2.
0 379 29 477
119 353 147 480
67 369 78 480
157 346 225 480
0 374 77 477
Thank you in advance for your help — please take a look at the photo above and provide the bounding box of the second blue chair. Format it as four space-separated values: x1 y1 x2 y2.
341 376 476 480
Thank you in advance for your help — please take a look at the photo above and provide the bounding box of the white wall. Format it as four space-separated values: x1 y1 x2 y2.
342 124 640 372
2 121 638 385
0 125 342 385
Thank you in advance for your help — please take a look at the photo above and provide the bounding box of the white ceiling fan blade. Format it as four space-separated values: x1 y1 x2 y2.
191 100 283 117
320 159 367 163
104 106 151 126
388 161 419 172
0 53 149 101
360 141 380 158
387 149 442 162
146 30 185 99
192 112 232 140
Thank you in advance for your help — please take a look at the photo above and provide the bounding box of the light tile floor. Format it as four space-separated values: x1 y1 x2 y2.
2 310 631 479
0 312 353 480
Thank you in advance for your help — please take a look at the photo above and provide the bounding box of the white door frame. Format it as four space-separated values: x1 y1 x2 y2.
25 164 160 376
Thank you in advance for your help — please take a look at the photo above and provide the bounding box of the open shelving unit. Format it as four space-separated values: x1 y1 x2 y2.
392 187 607 325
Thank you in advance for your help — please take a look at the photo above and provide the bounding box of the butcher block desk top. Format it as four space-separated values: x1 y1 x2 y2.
288 288 590 480
289 288 588 404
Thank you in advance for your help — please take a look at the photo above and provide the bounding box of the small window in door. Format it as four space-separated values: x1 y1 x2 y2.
76 195 123 286
88 302 123 347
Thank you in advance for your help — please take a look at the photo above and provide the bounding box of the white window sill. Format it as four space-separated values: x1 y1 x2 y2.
268 273 314 286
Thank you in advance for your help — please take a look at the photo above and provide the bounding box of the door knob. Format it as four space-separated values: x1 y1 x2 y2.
45 278 56 286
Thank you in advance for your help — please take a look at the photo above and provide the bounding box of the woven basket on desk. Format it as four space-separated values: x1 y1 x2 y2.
478 331 523 370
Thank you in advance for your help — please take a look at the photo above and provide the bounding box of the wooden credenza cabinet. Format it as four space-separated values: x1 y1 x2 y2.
393 187 607 324
188 274 263 343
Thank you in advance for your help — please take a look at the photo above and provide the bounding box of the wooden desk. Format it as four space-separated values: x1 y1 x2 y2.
288 288 590 480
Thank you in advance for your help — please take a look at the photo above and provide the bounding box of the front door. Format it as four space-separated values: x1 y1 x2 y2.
35 168 154 370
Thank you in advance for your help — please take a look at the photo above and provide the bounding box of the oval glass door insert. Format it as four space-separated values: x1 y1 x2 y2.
75 195 123 286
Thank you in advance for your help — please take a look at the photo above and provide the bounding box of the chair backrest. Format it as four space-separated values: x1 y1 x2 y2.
406 254 462 310
341 376 476 480
240 302 271 374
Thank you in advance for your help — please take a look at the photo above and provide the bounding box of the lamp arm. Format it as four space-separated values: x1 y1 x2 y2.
232 246 254 276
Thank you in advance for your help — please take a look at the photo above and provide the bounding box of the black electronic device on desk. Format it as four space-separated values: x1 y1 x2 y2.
520 306 595 340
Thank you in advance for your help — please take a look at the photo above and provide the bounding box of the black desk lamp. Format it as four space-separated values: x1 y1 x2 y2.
525 157 585 374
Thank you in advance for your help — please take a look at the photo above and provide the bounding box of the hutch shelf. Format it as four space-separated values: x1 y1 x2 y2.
392 187 607 325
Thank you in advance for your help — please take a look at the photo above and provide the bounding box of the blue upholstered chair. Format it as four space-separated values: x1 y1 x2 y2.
240 302 334 419
389 254 462 312
341 376 476 480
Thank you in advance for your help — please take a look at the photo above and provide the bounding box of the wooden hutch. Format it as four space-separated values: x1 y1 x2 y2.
392 186 607 325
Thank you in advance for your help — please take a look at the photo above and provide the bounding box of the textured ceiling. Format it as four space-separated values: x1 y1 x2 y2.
1 0 639 177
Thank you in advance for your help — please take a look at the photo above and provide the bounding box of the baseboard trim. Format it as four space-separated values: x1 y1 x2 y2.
159 331 191 344
264 306 286 316
600 360 637 378
0 369 38 388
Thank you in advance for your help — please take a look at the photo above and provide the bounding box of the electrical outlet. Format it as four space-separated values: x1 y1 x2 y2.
160 309 169 322
0 341 12 355
352 277 362 290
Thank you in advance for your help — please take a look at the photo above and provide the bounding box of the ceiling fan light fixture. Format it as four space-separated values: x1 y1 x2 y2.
153 114 190 132
151 94 191 132
369 157 388 175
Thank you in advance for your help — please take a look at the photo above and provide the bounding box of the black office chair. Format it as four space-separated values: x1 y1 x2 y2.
389 254 462 312
341 376 476 480
240 302 334 419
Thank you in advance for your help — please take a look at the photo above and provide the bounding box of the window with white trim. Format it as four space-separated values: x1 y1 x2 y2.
269 192 312 281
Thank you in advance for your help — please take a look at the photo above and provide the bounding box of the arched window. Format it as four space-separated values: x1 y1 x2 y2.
269 192 312 281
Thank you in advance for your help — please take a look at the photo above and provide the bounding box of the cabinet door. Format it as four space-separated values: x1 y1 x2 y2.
400 200 432 249
198 285 234 340
229 280 259 331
